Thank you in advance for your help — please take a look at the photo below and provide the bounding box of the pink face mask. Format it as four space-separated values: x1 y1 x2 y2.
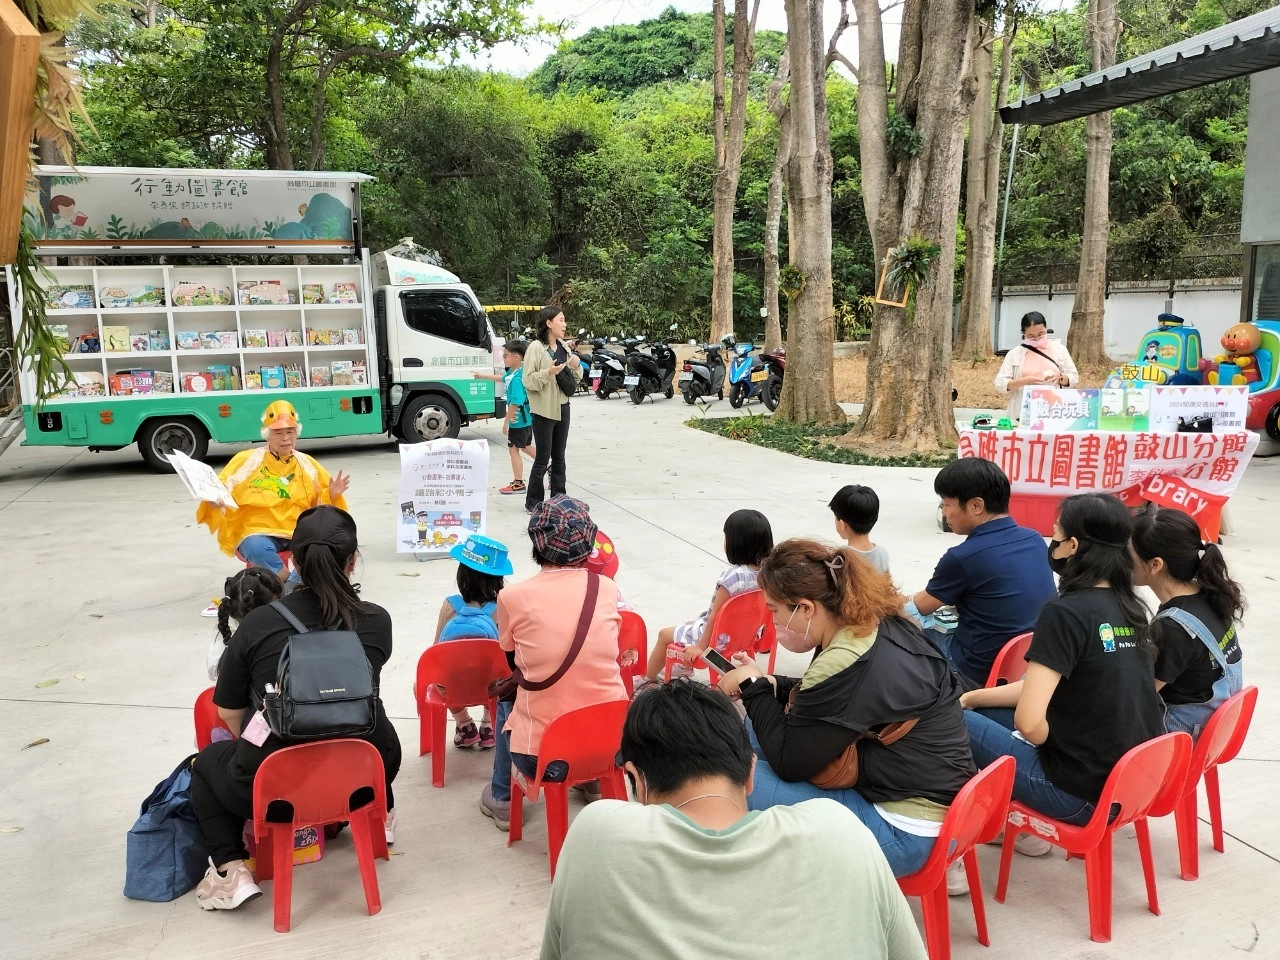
775 605 813 653
1024 334 1050 349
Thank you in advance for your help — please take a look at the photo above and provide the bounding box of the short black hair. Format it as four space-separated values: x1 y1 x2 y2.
620 679 752 794
504 339 528 358
933 458 1010 515
1021 310 1047 331
828 484 880 534
723 508 773 566
456 563 503 604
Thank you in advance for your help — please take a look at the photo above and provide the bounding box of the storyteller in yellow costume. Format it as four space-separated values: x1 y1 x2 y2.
197 400 351 584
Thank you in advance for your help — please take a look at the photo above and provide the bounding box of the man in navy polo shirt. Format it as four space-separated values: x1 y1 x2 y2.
911 458 1056 690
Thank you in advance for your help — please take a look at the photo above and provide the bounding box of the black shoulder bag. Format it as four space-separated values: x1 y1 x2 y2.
256 601 378 741
553 342 580 398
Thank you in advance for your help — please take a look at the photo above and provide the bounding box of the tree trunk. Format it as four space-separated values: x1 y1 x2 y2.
265 41 294 170
854 0 975 452
710 0 760 343
955 16 1013 360
762 51 791 354
776 0 841 425
1069 0 1117 367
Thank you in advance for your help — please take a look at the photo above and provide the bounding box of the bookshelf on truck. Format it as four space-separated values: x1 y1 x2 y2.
6 166 501 468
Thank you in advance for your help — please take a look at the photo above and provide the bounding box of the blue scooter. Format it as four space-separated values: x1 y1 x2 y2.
727 339 768 408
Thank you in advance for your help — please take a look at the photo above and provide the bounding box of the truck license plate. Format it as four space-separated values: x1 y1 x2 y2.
623 375 640 387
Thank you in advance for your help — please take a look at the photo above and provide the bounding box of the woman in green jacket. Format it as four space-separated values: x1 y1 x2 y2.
521 306 580 512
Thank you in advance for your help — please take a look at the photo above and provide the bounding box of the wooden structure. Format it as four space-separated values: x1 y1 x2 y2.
0 0 40 265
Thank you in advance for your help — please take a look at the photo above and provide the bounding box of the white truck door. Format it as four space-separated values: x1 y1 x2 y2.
386 286 492 381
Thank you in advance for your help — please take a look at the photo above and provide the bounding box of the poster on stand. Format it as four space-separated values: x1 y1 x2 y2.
1099 384 1151 432
1022 388 1100 431
1148 385 1249 432
397 439 488 556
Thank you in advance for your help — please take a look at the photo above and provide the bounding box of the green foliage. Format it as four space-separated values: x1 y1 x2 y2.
885 111 923 161
11 224 75 406
689 415 957 468
885 236 943 299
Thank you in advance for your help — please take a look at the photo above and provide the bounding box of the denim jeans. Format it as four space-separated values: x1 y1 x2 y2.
526 405 570 510
744 722 935 877
965 709 1095 826
490 699 572 801
236 534 300 584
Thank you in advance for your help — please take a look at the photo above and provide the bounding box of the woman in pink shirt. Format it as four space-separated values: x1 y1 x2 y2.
481 496 628 829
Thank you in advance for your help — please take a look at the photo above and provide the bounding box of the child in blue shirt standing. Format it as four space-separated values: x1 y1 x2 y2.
475 340 536 495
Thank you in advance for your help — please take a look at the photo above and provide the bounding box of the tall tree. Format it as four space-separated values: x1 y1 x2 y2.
851 0 977 452
955 9 1015 359
775 0 842 425
761 50 790 353
710 0 760 342
1067 0 1118 366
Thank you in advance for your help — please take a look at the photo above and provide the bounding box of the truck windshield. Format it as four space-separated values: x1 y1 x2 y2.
401 290 491 350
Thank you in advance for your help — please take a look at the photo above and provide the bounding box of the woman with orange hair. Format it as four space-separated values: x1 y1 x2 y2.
718 539 975 877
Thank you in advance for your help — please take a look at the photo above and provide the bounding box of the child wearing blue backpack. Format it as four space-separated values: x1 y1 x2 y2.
433 534 515 749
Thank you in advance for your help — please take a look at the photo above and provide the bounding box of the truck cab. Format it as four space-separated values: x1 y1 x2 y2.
370 251 500 441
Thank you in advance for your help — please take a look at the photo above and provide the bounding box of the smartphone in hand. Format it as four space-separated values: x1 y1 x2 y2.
702 648 736 674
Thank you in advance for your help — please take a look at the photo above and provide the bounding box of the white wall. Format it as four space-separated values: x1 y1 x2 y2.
993 282 1242 362
1243 68 1280 245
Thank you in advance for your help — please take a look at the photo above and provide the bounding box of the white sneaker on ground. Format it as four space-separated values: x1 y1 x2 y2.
200 600 220 618
195 857 262 911
384 808 396 845
946 859 970 897
987 830 1054 857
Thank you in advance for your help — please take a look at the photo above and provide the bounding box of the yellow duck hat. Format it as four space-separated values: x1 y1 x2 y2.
262 399 301 430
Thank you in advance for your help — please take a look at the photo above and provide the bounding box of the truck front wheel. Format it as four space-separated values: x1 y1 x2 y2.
138 416 209 471
400 394 461 442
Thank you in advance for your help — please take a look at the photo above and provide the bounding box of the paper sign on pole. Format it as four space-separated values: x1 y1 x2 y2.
397 439 489 556
1148 385 1249 433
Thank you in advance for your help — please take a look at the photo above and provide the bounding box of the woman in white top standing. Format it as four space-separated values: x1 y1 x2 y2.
993 311 1080 423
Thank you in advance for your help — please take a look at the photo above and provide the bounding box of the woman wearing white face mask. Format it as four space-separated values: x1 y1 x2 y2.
993 311 1079 423
717 539 975 878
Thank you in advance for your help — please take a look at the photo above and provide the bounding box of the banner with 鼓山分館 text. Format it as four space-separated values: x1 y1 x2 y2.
397 439 489 556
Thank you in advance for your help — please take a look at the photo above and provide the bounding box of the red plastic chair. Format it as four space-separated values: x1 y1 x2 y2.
1147 685 1258 880
995 731 1192 943
508 699 630 878
252 739 390 933
413 639 509 786
618 611 649 698
663 590 774 683
898 757 1015 960
194 686 232 749
984 632 1033 688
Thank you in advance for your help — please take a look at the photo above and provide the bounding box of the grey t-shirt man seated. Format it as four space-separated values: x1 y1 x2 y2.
911 458 1057 689
539 680 927 960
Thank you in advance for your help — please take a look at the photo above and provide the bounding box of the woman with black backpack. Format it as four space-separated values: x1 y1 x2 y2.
188 505 402 912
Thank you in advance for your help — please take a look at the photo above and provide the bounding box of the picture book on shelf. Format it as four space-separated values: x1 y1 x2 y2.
172 283 233 306
47 285 95 310
130 334 150 352
285 329 304 347
152 371 175 393
331 360 354 386
267 329 288 347
149 330 171 351
243 371 263 390
310 365 332 387
183 372 214 393
49 324 71 354
243 329 268 348
302 284 325 304
352 361 368 385
284 364 304 389
102 326 131 352
237 280 294 306
99 284 164 309
205 365 240 391
329 282 359 304
342 328 361 344
260 365 286 389
177 331 201 350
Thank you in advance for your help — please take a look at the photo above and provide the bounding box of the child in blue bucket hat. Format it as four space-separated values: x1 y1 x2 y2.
432 534 515 749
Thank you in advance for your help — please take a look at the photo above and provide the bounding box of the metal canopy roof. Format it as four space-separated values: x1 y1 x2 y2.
1000 4 1280 125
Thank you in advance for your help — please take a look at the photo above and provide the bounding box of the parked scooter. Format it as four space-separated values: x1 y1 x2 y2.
759 345 786 412
569 328 593 395
625 323 681 404
591 336 638 399
680 335 731 404
726 338 768 408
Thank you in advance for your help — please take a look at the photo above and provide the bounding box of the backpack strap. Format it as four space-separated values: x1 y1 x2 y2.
519 573 600 692
1155 606 1230 671
269 600 311 635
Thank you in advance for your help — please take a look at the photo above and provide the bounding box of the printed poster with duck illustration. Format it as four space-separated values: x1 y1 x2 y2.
398 439 488 557
23 166 366 248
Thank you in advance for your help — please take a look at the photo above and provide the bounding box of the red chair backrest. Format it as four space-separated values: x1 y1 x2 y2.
985 632 1034 688
1152 685 1258 816
1086 733 1191 843
532 699 630 793
253 739 386 827
908 756 1014 888
415 639 509 709
619 611 647 661
194 686 232 749
708 590 774 659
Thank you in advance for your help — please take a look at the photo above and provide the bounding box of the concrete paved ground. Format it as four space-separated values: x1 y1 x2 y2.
1 392 1276 960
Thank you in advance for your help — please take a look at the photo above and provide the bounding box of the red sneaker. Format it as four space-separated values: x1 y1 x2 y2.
499 480 526 495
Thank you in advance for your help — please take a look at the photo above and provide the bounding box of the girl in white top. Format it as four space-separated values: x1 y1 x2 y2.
993 311 1080 422
643 509 774 680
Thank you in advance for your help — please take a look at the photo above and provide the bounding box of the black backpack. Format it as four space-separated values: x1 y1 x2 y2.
256 601 378 741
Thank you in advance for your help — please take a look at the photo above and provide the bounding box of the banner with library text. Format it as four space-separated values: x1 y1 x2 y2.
397 439 489 557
